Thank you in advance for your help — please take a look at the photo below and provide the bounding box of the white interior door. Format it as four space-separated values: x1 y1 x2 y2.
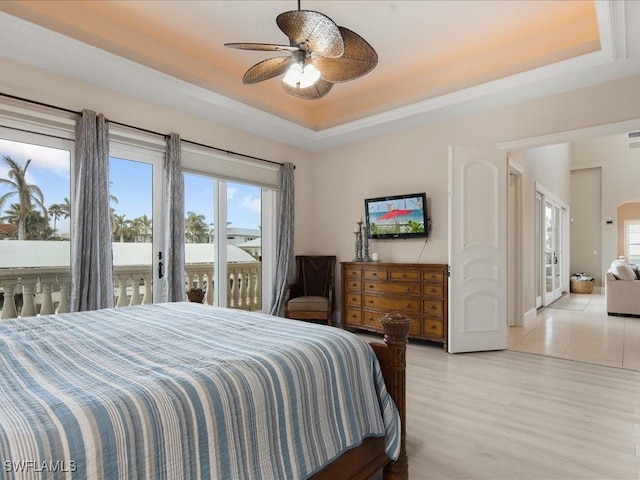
448 146 507 353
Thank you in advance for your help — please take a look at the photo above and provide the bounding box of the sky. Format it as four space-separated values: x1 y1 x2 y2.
0 138 262 236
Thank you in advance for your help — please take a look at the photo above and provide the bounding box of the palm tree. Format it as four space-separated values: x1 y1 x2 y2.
112 213 130 243
185 211 207 243
61 197 71 219
2 203 52 239
0 156 47 240
129 217 144 243
48 203 65 233
138 214 152 242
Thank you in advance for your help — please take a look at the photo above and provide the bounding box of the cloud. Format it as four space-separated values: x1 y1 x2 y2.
240 194 261 213
0 139 70 178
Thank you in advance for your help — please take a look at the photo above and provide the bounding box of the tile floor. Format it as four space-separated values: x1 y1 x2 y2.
508 292 640 371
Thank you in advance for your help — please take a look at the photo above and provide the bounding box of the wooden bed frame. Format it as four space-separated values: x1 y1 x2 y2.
311 312 411 480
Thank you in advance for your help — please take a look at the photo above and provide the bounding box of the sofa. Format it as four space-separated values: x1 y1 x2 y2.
606 259 640 316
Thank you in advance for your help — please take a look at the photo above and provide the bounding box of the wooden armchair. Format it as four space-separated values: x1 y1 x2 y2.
285 255 336 326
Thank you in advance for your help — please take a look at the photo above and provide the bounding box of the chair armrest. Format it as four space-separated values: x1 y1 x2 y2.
287 281 304 300
328 283 335 312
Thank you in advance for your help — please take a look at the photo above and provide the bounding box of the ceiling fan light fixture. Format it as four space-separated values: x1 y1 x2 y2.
283 62 321 88
225 2 377 99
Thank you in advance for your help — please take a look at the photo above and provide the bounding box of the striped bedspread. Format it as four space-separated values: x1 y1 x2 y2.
0 302 400 479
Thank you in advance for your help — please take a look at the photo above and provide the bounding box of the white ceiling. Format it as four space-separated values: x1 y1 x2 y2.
0 1 639 151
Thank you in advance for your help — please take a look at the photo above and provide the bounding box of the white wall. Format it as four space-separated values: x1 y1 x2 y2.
571 134 640 280
570 168 602 286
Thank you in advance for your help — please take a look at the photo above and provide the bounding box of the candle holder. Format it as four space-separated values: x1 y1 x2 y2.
362 223 371 262
353 221 364 262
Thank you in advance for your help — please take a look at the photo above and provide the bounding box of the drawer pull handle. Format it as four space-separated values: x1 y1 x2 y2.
430 289 436 293
369 300 374 304
406 288 412 292
430 305 436 310
369 285 374 289
430 324 436 329
371 273 377 276
406 304 411 308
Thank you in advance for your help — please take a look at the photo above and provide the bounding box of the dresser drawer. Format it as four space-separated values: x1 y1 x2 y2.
422 270 445 283
422 318 443 336
362 310 384 331
344 309 362 326
345 293 362 306
364 295 420 312
389 269 420 281
345 267 362 279
345 279 362 291
422 284 444 298
364 281 420 295
363 268 388 280
423 300 444 317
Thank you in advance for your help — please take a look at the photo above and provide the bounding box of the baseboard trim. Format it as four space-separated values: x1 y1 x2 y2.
524 307 537 325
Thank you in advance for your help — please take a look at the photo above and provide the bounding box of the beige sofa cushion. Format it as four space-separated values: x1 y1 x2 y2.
287 296 329 312
610 260 637 281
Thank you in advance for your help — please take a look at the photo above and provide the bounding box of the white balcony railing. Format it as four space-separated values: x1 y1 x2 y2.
0 262 262 320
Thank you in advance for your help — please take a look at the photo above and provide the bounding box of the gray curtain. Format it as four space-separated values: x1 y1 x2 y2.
70 109 114 312
270 162 295 316
162 132 185 302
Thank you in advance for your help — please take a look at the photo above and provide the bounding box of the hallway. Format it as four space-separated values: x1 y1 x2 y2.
508 293 640 371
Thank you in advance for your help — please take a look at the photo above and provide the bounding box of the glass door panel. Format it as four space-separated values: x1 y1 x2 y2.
535 193 542 308
553 205 562 294
227 181 262 311
0 133 72 319
109 145 163 305
544 200 554 301
183 172 216 305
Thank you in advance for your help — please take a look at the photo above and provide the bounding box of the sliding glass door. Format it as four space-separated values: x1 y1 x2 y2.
109 138 164 305
538 187 568 306
183 173 266 310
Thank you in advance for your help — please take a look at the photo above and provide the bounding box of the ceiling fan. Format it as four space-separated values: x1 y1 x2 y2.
225 2 378 100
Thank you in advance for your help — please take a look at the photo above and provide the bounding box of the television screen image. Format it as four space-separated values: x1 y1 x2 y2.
365 192 428 239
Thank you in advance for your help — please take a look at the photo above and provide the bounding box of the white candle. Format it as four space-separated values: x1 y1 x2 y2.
372 252 379 262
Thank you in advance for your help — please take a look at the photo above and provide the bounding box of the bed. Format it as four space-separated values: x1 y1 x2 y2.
0 302 409 479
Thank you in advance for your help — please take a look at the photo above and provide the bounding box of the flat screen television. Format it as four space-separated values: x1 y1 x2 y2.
365 192 429 239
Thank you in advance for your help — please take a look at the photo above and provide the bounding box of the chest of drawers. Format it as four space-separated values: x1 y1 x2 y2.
341 262 448 347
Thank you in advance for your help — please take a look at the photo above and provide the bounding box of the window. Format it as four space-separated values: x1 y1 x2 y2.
182 144 277 311
625 220 640 264
0 129 74 318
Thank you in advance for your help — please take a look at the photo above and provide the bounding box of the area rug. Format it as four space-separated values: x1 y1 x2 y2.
547 295 592 311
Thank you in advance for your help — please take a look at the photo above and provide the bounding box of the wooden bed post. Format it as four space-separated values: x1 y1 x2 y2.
379 311 411 480
311 311 411 480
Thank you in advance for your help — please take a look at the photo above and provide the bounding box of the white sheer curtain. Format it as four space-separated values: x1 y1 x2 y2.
162 132 185 302
270 162 295 317
70 109 114 311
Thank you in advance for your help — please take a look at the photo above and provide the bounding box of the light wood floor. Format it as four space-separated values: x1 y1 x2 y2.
360 296 640 479
509 293 640 371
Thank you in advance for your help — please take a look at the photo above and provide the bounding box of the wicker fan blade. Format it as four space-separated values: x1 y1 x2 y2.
312 27 378 83
282 77 333 100
276 10 343 58
243 56 295 84
225 43 298 52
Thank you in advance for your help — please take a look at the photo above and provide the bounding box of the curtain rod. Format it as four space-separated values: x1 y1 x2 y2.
0 92 291 169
